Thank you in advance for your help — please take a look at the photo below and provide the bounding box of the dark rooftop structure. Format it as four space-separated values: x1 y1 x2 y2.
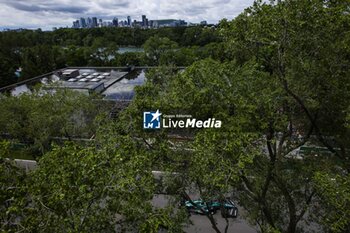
0 67 148 101
52 69 129 96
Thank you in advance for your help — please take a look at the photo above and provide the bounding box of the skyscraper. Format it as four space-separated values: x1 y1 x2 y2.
112 17 119 27
127 16 131 26
72 20 80 28
92 17 98 28
79 18 86 28
87 17 92 27
141 15 148 28
142 15 146 26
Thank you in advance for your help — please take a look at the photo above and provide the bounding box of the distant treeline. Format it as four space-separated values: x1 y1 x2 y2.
0 26 223 88
0 26 220 47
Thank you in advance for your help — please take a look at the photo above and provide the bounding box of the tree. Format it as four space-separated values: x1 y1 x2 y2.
143 36 178 66
0 141 29 232
220 0 350 163
0 89 107 156
63 45 88 66
87 37 119 66
112 52 142 66
20 45 56 81
113 60 259 232
0 137 188 232
313 172 350 232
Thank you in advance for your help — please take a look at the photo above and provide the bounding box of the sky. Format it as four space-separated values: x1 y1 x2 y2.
0 0 255 30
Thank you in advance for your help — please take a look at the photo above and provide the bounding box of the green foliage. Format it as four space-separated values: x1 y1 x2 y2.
0 141 29 232
216 0 350 231
112 52 143 66
0 90 107 156
181 26 220 46
143 35 178 65
86 37 119 66
25 142 144 232
314 172 350 232
0 136 187 232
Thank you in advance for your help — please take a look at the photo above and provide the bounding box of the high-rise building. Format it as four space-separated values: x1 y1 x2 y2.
72 20 80 28
112 17 119 27
87 17 92 27
102 21 110 27
142 15 147 27
127 16 131 26
92 17 98 28
79 18 86 28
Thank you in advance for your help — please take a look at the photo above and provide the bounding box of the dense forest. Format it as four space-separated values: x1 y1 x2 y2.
1 0 350 233
0 25 222 87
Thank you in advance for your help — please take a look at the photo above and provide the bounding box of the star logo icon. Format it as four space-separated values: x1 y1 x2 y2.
150 109 162 122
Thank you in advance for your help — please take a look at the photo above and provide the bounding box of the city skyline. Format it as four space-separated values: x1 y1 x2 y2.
72 15 189 29
0 0 255 30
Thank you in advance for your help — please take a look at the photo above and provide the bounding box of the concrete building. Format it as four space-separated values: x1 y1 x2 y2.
150 19 187 28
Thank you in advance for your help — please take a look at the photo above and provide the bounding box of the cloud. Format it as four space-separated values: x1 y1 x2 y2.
6 2 88 14
6 2 42 12
95 0 130 8
0 0 255 30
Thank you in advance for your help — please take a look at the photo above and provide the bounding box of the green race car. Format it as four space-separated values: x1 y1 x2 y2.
184 198 238 217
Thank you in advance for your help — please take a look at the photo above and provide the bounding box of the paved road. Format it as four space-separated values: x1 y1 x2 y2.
153 194 257 233
185 213 257 233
